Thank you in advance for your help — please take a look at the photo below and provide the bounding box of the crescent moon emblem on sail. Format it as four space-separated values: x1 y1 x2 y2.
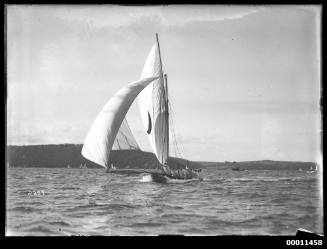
147 112 152 134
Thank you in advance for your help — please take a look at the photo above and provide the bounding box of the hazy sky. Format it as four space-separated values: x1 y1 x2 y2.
7 5 321 162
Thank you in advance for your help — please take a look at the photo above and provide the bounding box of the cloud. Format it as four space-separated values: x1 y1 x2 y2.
6 113 88 145
51 5 261 30
159 6 260 25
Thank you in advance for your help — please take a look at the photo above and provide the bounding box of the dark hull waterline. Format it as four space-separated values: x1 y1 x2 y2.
106 168 161 175
150 172 203 184
107 168 203 183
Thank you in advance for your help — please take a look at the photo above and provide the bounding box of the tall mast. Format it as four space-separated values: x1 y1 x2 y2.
164 74 169 162
156 33 169 164
155 33 164 81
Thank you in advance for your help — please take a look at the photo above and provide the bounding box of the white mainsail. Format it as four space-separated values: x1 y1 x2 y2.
82 77 158 168
138 37 169 165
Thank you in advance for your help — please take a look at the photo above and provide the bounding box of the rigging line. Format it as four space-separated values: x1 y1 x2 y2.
123 133 131 150
151 34 164 148
166 99 176 158
172 124 182 158
154 77 166 164
164 74 169 163
168 100 185 160
160 81 167 164
167 100 178 158
169 113 178 158
123 119 140 150
116 138 121 150
156 33 167 164
156 33 164 81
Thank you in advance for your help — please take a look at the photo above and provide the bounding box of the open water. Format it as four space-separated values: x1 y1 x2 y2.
6 167 323 236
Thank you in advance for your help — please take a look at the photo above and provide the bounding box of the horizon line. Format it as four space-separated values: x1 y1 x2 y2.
6 143 318 164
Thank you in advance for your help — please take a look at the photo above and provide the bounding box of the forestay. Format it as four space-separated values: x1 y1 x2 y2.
112 118 140 150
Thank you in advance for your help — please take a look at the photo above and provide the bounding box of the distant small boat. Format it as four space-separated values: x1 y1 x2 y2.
231 167 244 171
79 164 87 169
307 165 317 173
67 165 71 169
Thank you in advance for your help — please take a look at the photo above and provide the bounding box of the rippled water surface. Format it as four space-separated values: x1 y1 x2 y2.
6 167 323 236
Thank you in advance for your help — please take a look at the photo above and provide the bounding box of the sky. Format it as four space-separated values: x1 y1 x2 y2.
6 5 321 162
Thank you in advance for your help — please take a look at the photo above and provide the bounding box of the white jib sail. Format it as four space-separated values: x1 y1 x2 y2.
138 43 169 165
112 118 140 150
82 77 158 168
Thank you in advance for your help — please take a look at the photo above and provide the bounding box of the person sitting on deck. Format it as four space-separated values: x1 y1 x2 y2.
162 165 170 175
181 169 186 179
166 167 172 176
176 169 183 178
175 169 181 179
191 169 198 178
181 168 187 178
166 165 176 177
160 166 166 174
190 169 195 178
170 168 176 177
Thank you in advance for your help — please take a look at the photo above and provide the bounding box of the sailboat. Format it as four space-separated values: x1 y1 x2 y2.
307 165 317 174
81 34 202 183
79 163 87 169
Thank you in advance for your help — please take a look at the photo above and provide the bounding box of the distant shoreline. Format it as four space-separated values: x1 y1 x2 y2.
6 144 317 170
196 160 317 171
6 144 201 170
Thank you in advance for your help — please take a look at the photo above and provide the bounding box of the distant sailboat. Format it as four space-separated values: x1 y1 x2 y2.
307 165 317 173
79 164 87 169
232 167 244 171
82 34 202 183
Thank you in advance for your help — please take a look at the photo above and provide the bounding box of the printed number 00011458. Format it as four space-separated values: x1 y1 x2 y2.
286 240 322 246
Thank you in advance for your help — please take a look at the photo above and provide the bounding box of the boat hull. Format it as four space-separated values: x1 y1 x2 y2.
150 172 203 184
107 168 203 183
107 168 161 175
150 173 169 183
